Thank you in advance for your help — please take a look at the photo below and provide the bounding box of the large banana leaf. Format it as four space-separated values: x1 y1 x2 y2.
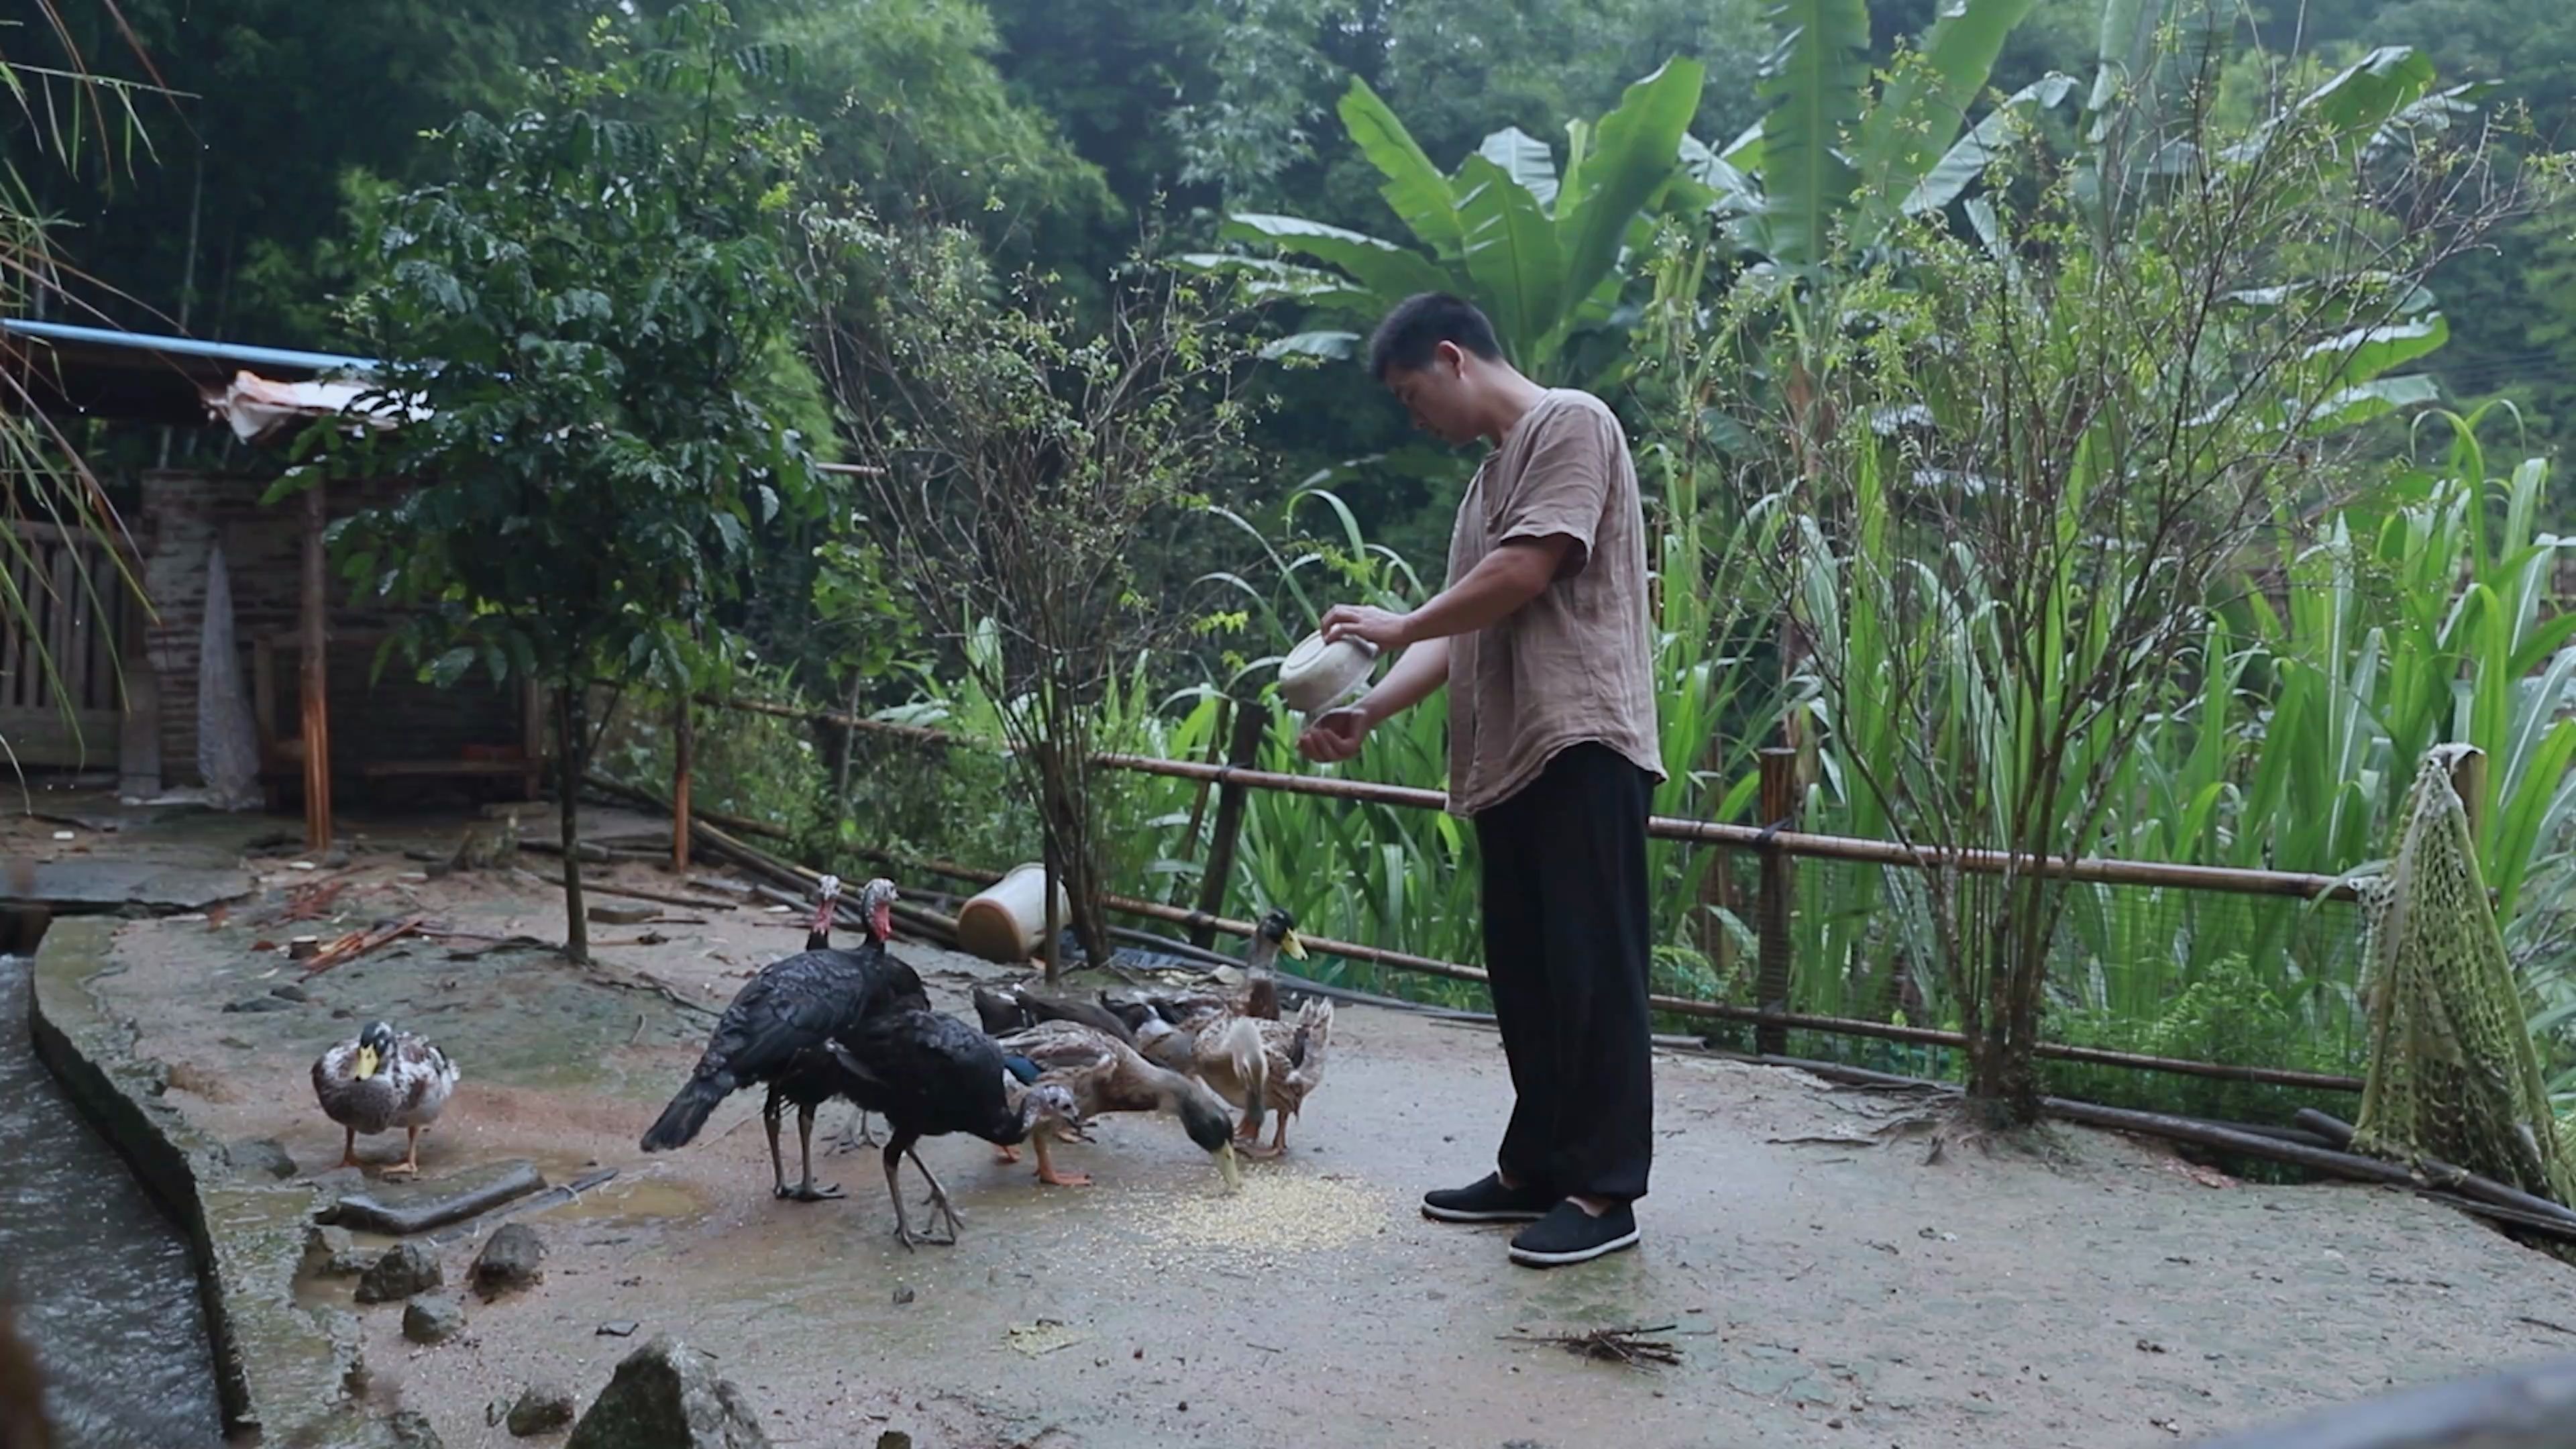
1454 155 1566 363
1478 126 1560 208
1338 78 1466 258
2223 46 2436 168
1219 213 1458 301
1899 72 2079 218
1752 0 1871 272
1855 0 2039 234
1548 57 1703 350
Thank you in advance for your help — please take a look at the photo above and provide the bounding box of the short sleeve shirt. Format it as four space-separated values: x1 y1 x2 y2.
1444 388 1665 816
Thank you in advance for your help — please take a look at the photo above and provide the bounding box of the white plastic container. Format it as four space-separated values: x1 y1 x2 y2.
1278 630 1379 713
955 862 1073 963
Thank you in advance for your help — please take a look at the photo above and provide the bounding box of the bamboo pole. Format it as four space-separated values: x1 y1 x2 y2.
863 848 2366 1093
706 694 2361 902
2290 1108 2576 1230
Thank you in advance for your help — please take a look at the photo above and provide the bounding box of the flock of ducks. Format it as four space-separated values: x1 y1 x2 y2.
307 874 1333 1248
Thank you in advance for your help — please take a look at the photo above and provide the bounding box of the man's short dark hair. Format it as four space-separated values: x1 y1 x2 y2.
1366 292 1504 380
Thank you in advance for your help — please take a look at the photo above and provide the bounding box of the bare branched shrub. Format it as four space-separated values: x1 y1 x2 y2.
818 222 1267 973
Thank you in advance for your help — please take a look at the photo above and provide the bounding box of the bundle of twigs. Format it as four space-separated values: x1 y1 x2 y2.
1501 1324 1684 1368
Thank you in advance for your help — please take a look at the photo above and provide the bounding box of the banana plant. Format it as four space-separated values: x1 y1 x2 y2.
1680 0 2063 276
1177 57 1707 384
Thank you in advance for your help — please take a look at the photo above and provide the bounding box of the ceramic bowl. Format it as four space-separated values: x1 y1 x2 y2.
1278 630 1379 713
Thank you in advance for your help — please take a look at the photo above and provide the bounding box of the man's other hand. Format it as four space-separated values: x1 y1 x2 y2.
1297 706 1372 763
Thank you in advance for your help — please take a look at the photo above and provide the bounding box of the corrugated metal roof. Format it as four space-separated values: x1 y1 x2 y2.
2 317 380 378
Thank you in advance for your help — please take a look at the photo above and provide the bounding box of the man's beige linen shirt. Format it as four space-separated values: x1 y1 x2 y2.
1442 388 1665 817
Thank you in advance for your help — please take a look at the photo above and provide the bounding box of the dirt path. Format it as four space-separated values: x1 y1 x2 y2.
81 819 2576 1448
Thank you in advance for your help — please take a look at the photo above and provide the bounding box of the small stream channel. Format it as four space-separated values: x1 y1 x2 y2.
1 953 225 1447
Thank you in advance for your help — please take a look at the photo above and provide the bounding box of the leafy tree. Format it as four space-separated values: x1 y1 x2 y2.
298 2 835 963
722 0 1114 234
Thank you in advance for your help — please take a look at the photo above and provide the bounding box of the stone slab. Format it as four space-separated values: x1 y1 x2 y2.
2 861 256 914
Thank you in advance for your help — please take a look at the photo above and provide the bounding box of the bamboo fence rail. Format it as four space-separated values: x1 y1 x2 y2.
647 694 2383 1095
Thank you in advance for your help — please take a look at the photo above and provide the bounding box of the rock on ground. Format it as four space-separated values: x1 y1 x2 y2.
402 1295 466 1346
355 1241 443 1303
506 1383 578 1438
564 1335 769 1449
471 1222 546 1300
304 1224 378 1278
225 1136 299 1180
388 1409 444 1449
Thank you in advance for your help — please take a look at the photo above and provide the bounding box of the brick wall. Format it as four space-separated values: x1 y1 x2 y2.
138 469 525 790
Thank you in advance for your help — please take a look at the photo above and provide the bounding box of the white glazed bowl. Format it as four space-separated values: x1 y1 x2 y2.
1278 631 1379 713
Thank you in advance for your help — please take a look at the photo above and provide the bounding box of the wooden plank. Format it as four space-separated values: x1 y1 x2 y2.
250 637 277 757
1 546 28 710
62 545 94 720
0 709 125 767
46 540 73 720
362 759 556 779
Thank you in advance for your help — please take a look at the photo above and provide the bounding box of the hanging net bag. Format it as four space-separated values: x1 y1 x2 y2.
2349 743 2576 1209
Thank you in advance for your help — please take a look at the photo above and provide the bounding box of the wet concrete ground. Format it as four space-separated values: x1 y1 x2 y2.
35 798 2576 1448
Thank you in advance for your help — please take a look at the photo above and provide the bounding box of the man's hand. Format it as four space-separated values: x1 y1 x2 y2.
1319 604 1414 651
1296 706 1372 763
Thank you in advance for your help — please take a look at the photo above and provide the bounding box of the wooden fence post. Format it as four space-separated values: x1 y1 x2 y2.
1755 746 1800 1057
1170 697 1232 906
671 696 693 873
299 479 331 851
1189 694 1268 951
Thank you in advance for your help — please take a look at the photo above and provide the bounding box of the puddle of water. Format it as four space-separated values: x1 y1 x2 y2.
529 1173 707 1226
0 955 224 1444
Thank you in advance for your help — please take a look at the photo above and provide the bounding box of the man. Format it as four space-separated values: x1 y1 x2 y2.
1298 292 1663 1267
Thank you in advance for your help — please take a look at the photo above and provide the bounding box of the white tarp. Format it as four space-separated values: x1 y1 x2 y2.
201 369 425 443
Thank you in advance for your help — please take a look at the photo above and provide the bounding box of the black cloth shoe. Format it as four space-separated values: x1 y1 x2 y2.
1507 1201 1640 1267
1420 1173 1554 1223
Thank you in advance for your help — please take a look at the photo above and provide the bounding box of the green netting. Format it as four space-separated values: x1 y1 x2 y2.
2350 744 2576 1209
